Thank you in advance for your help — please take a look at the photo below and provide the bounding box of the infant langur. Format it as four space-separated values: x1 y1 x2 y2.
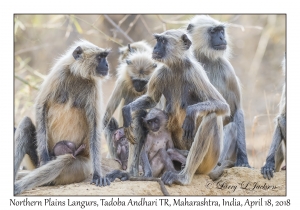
113 128 129 170
141 108 188 178
51 141 86 159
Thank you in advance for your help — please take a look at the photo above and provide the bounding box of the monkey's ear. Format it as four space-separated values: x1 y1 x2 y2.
187 24 194 32
126 60 132 65
72 46 83 60
153 63 157 68
153 34 160 40
181 34 192 50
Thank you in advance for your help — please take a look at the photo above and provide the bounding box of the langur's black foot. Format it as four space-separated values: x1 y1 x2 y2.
161 171 186 186
106 170 130 182
261 162 275 180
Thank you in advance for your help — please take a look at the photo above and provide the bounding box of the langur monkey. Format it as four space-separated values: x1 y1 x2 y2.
141 108 188 178
186 15 251 180
108 29 230 185
261 56 286 180
14 40 111 195
102 49 158 161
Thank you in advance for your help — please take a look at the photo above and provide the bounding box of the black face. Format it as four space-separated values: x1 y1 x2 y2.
152 35 167 60
132 79 148 92
209 26 227 50
96 52 109 76
145 117 160 132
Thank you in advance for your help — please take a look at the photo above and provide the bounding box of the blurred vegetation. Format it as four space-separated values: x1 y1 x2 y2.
14 14 286 168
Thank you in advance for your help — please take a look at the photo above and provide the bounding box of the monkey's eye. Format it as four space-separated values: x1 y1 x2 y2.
154 119 158 123
220 29 224 34
148 121 152 125
98 55 105 60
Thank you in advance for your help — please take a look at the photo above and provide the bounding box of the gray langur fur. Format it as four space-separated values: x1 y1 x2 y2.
118 40 152 63
186 15 251 181
14 40 111 195
141 108 188 178
116 29 230 185
261 55 286 180
102 49 159 162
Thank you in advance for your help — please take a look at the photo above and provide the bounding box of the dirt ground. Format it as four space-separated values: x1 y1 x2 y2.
17 158 286 196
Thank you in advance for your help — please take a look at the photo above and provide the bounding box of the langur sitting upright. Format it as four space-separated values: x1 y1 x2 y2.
186 15 251 180
14 40 111 195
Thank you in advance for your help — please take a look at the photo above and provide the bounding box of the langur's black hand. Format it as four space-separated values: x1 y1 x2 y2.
182 115 195 142
91 173 111 187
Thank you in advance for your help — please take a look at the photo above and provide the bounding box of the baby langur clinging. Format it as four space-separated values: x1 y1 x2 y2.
102 50 158 160
261 56 286 180
109 29 229 186
52 141 86 159
113 127 129 170
118 40 152 63
141 108 188 178
14 40 111 195
186 15 250 181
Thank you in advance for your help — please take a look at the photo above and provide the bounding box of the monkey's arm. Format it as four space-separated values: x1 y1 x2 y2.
122 70 163 127
35 71 62 166
86 103 110 187
36 102 50 166
226 67 250 167
141 147 152 177
261 120 283 180
102 81 125 129
122 92 162 128
182 99 230 141
233 109 250 167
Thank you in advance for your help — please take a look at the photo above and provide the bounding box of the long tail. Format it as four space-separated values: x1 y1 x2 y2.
14 154 75 195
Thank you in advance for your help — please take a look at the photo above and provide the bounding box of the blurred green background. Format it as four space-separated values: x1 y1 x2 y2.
14 14 286 169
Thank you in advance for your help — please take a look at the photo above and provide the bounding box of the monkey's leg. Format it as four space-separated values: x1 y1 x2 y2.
14 154 74 195
275 142 284 172
87 103 111 187
104 117 119 159
151 148 176 177
162 113 222 186
73 144 86 157
278 114 286 140
36 104 51 166
234 109 251 168
275 115 286 171
14 117 38 180
208 122 237 180
261 123 283 180
140 147 152 177
127 110 148 176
